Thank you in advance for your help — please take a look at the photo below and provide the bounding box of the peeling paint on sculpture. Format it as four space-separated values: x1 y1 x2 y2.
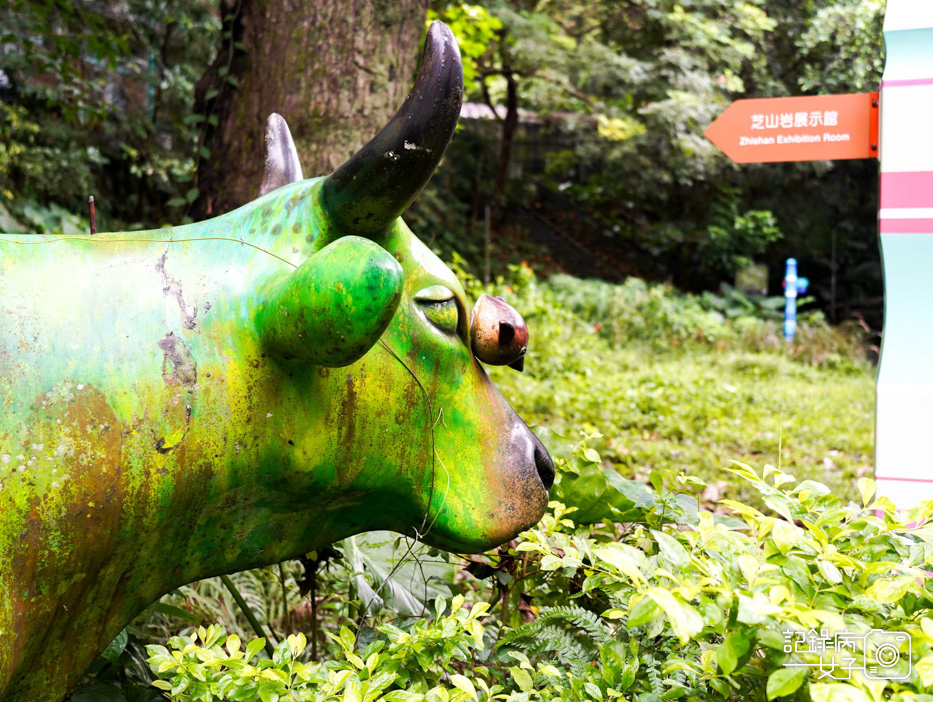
0 22 553 701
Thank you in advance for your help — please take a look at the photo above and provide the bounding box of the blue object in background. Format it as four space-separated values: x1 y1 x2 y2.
783 258 809 341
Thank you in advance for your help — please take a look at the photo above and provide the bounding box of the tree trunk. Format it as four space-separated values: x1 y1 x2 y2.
493 70 518 202
193 0 428 217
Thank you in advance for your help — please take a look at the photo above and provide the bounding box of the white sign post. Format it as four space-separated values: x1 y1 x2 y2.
875 0 933 507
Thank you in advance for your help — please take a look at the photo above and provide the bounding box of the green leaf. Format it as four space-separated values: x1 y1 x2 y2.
710 678 730 698
858 477 876 507
595 544 647 586
817 559 842 584
864 575 918 604
171 677 190 696
757 628 787 650
287 632 306 657
716 639 738 676
510 667 533 693
764 495 795 522
771 521 797 555
736 592 781 624
916 653 933 687
554 460 652 524
100 627 128 664
628 597 662 628
245 637 266 663
793 480 831 496
647 588 703 643
766 667 808 700
154 602 201 623
808 683 872 702
651 529 689 567
450 674 477 700
649 470 664 492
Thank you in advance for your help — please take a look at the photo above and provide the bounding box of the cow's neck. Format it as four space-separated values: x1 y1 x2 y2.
2 423 372 701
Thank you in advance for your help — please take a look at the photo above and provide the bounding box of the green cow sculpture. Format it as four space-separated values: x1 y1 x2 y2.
0 23 553 700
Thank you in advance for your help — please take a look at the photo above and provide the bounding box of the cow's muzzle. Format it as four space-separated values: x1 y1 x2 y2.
508 406 554 495
532 431 555 490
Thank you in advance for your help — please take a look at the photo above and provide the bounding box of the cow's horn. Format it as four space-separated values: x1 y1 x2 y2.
321 21 463 236
260 113 304 197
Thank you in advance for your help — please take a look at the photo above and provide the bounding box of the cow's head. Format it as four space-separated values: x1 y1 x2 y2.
252 22 552 554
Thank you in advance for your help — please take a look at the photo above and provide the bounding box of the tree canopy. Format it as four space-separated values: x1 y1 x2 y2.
0 0 886 325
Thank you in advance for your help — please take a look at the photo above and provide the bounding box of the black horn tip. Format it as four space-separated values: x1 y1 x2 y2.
425 20 456 57
321 20 463 237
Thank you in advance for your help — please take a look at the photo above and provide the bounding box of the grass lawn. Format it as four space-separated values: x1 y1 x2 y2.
483 271 875 506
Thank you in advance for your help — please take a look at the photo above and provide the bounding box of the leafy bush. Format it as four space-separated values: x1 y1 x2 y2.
699 194 783 282
1 2 218 229
144 442 933 701
544 272 866 366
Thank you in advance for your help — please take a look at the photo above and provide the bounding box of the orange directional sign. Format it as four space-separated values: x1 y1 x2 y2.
704 93 879 163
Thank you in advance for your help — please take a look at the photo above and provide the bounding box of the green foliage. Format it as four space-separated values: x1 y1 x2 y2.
426 5 503 93
796 0 886 94
700 193 783 280
0 0 219 228
477 268 873 505
145 601 496 701
0 198 89 236
542 272 851 361
418 0 884 323
146 462 933 701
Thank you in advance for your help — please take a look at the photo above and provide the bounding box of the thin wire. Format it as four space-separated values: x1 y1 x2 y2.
376 338 439 535
0 236 299 269
421 407 452 535
425 446 452 536
361 340 449 625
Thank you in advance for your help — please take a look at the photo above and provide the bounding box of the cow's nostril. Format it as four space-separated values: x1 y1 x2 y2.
534 443 555 491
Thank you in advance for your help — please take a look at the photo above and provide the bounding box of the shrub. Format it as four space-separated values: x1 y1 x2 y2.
146 438 933 701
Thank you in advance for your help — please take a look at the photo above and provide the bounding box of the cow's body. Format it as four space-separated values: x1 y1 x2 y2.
0 24 552 700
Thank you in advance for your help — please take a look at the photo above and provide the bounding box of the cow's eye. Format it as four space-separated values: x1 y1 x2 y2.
414 285 459 334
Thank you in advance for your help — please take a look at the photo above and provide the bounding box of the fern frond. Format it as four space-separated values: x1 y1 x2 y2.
498 604 611 649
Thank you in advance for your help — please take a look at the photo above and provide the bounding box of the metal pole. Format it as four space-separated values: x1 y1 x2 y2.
484 201 491 285
830 228 837 322
783 258 797 342
88 196 96 235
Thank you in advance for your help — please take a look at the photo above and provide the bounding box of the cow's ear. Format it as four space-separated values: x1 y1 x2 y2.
259 113 303 196
255 237 403 367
